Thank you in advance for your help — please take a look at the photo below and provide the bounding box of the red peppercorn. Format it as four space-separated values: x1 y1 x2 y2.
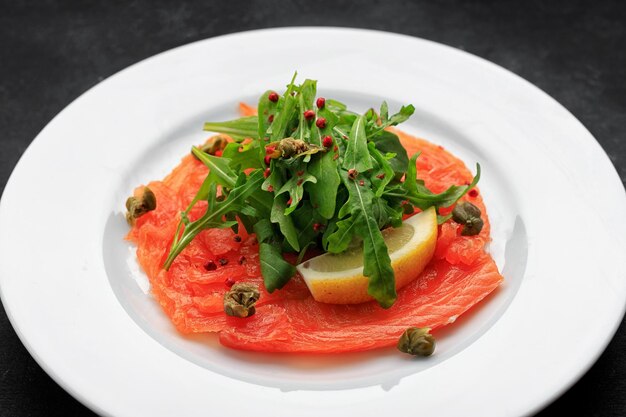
204 260 217 271
333 145 338 152
267 185 274 192
315 118 327 129
312 223 321 232
469 189 479 198
304 110 315 120
359 180 365 186
264 168 271 178
296 170 304 176
376 173 386 179
264 155 271 166
225 277 236 287
287 197 293 205
214 150 223 157
333 154 339 160
297 179 303 186
316 97 325 109
322 135 333 148
268 114 274 123
348 168 358 179
268 92 279 102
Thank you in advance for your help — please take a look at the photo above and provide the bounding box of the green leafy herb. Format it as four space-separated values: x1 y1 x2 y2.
164 169 265 269
203 116 258 142
343 115 373 173
339 172 396 308
160 75 480 307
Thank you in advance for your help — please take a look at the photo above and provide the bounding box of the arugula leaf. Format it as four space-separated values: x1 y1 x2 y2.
263 163 301 251
253 218 275 244
293 79 317 142
387 152 481 212
373 131 409 176
403 152 422 196
340 171 396 308
203 116 258 141
164 170 265 269
343 114 373 173
379 101 389 123
221 141 262 171
371 197 403 229
192 146 237 187
367 104 415 137
259 242 296 292
368 142 395 197
325 215 358 253
306 152 340 219
269 75 298 141
257 90 279 139
192 147 272 216
275 168 317 215
291 201 325 250
306 93 341 219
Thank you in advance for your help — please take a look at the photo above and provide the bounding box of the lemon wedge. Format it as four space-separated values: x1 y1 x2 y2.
297 207 438 304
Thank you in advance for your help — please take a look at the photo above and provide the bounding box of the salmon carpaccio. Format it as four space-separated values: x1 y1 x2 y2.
127 127 503 353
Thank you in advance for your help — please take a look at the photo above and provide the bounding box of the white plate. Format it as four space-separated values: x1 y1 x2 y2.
1 28 625 417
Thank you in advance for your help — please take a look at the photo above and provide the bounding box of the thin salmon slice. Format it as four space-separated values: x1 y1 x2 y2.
127 128 503 353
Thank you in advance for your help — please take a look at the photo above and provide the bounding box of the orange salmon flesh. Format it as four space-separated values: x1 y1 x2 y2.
126 125 503 353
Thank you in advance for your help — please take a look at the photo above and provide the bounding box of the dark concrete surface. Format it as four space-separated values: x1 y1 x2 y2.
0 1 624 416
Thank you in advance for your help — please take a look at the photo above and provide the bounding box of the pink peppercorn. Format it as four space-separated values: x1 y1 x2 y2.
304 110 315 120
322 135 333 147
315 118 327 129
268 92 279 102
316 97 325 109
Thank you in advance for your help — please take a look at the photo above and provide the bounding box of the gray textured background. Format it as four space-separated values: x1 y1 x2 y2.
1 1 624 416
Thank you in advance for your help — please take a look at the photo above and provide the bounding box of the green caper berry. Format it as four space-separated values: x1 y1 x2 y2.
452 201 483 236
461 216 484 236
223 283 260 318
277 138 310 158
196 135 227 157
125 186 157 225
397 327 436 357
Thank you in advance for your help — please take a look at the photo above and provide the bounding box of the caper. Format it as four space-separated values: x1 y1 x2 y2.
277 138 309 157
223 282 260 318
397 327 435 356
451 201 484 236
125 186 157 225
196 135 228 157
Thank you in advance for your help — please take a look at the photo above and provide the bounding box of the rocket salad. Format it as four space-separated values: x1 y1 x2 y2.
160 75 480 308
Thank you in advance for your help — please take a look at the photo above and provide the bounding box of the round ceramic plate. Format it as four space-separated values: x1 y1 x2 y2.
1 28 625 417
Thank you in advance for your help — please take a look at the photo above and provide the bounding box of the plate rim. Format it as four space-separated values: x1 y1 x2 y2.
1 26 625 417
